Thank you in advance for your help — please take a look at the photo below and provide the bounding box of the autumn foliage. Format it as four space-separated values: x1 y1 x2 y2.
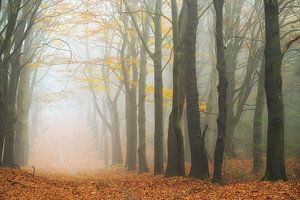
0 160 299 200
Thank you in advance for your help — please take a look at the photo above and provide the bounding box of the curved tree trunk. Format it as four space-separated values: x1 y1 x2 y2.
165 0 185 177
183 0 209 179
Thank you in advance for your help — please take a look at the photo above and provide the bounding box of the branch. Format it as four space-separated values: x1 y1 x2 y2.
282 34 300 55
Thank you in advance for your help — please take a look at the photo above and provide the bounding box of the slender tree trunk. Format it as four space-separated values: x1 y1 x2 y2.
212 0 228 183
253 60 265 173
153 0 164 175
225 121 237 158
103 120 108 167
262 0 287 181
138 12 150 173
206 67 217 158
111 105 123 165
123 0 164 174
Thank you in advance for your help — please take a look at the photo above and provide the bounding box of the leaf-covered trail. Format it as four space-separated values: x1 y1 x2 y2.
0 167 299 200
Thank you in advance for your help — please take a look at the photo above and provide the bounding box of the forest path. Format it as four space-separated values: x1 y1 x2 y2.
0 167 299 200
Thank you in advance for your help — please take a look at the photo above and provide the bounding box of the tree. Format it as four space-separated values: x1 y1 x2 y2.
165 0 186 177
138 8 150 173
253 59 265 173
124 0 164 174
0 0 42 166
262 0 287 181
212 0 228 183
182 0 209 179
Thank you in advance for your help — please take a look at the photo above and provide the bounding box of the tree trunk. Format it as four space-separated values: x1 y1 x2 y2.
212 0 228 183
253 60 265 173
2 13 26 165
165 0 185 177
205 67 217 158
125 36 138 171
182 0 209 179
102 120 109 167
15 65 31 167
153 0 164 175
225 120 237 158
138 12 150 173
2 53 21 166
111 105 123 165
262 0 287 181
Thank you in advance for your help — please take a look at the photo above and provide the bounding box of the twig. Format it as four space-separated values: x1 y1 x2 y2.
6 179 28 188
32 166 36 177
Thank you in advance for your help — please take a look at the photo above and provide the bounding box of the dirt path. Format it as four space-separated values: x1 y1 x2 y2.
0 168 299 200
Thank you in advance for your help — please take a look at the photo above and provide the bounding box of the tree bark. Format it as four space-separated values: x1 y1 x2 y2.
253 60 265 174
262 0 287 181
212 0 228 183
153 0 164 175
165 0 185 177
15 65 30 167
182 0 209 179
138 11 150 173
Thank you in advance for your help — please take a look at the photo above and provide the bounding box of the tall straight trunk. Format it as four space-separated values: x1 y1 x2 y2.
153 0 164 175
183 0 209 179
100 35 123 166
225 50 238 158
165 0 185 177
253 60 265 173
225 121 237 157
125 90 137 171
212 0 228 183
111 105 123 165
15 26 36 167
125 36 138 171
138 10 150 173
93 105 99 150
263 0 287 181
15 66 31 166
2 53 21 166
223 1 244 158
206 67 217 158
124 0 164 174
102 120 108 167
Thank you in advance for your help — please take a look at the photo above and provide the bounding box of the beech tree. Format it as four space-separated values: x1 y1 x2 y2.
263 0 287 181
212 0 228 183
124 0 164 174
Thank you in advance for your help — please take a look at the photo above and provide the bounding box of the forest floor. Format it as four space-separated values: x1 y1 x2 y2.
0 159 299 200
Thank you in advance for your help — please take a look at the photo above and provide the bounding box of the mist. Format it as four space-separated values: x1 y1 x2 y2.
0 0 299 199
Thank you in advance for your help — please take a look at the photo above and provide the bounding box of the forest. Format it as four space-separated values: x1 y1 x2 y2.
0 0 299 199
